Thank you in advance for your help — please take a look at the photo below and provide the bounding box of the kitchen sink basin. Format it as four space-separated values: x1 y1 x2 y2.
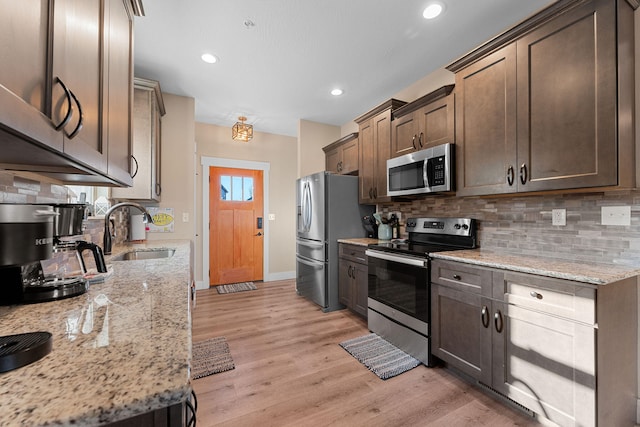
111 248 176 261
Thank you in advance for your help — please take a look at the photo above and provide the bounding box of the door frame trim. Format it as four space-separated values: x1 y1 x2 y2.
201 157 270 288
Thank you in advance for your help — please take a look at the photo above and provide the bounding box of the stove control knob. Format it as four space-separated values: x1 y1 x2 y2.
454 224 461 230
462 224 469 230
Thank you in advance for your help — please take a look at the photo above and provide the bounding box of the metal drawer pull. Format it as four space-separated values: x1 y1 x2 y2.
494 310 504 333
452 274 461 280
529 291 543 300
481 306 489 328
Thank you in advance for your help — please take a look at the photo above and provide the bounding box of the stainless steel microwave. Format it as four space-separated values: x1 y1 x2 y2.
387 143 454 196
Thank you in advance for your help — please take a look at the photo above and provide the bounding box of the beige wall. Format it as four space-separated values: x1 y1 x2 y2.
146 93 196 243
297 119 340 178
195 123 298 284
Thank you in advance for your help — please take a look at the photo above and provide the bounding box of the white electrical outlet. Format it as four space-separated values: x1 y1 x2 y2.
182 212 189 223
552 209 566 226
268 213 276 221
601 206 631 226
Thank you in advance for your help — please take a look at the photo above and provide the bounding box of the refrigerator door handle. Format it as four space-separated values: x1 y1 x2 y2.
296 238 324 249
303 182 312 231
296 254 324 268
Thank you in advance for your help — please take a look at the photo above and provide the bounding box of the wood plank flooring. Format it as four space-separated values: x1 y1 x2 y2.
192 279 540 427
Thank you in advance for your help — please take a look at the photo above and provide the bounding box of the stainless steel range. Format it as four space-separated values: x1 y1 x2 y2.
365 217 477 366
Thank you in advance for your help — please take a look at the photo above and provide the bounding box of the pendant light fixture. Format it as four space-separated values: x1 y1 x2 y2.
232 116 253 142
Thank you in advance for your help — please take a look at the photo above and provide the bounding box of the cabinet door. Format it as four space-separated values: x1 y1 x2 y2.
0 0 63 153
516 0 617 192
372 109 392 201
104 0 133 186
325 148 340 174
417 93 455 149
352 262 368 318
495 305 596 427
340 137 358 175
391 112 418 158
338 259 352 308
455 44 517 196
52 0 107 172
358 118 375 203
431 283 492 385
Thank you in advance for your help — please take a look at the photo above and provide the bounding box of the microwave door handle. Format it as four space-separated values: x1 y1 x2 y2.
423 159 432 188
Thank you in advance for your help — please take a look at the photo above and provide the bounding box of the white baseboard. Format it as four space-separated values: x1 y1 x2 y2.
636 397 640 424
265 270 296 282
195 271 295 291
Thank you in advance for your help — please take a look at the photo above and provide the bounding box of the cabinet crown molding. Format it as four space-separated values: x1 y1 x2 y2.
354 99 406 124
447 0 637 73
393 85 454 118
322 132 358 153
134 77 166 116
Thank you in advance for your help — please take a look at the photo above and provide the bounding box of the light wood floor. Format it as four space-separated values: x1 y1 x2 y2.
192 279 540 427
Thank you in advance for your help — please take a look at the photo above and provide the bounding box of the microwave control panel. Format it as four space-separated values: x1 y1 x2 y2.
429 156 446 186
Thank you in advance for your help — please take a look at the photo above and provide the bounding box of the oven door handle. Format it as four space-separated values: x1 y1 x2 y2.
365 249 427 267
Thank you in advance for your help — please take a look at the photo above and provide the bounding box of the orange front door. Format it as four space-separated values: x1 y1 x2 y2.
209 167 264 286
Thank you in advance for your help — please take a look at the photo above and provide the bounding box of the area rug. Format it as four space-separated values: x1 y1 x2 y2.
215 282 257 294
191 337 235 379
339 333 421 380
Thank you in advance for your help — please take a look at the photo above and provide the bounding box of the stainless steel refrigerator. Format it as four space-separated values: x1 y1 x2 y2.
296 171 374 312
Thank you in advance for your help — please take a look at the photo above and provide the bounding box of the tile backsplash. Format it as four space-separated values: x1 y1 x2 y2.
380 189 640 267
0 171 129 246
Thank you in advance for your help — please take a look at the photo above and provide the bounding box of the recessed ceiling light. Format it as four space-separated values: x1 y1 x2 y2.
331 88 343 96
201 53 218 64
423 3 444 19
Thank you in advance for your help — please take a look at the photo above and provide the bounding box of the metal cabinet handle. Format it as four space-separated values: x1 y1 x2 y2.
418 132 424 148
481 306 490 328
494 310 504 333
53 77 74 131
373 187 377 199
369 188 373 199
519 163 527 185
347 265 353 278
529 291 543 300
412 135 417 150
507 166 515 186
452 274 461 280
156 183 162 196
131 155 139 178
67 89 83 139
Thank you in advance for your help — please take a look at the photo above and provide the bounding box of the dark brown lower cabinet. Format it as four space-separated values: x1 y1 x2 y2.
338 243 368 318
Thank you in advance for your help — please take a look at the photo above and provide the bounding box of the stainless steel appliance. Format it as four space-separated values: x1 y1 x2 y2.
365 217 477 366
387 142 454 197
296 172 374 312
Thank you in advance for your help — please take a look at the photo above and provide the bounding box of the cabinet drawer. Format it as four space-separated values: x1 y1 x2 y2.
339 243 367 264
502 272 595 324
431 260 492 296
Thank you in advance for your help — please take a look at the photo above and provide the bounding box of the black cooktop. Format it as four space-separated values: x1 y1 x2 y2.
368 217 478 258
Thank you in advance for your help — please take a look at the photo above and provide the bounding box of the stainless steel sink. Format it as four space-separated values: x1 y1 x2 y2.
111 248 176 261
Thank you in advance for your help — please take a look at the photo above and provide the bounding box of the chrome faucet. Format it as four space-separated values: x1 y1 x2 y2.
103 202 154 255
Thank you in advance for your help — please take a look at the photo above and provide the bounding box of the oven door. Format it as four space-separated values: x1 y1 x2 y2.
365 249 429 323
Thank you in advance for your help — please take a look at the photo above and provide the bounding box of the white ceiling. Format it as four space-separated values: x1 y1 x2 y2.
133 0 556 138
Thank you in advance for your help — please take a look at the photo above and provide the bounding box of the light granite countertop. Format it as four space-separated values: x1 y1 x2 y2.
0 240 192 426
431 249 640 286
337 237 390 246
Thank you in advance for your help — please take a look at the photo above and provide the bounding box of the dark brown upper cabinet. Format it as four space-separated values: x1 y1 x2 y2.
0 0 140 186
449 0 636 197
323 132 359 175
391 85 455 158
355 99 406 204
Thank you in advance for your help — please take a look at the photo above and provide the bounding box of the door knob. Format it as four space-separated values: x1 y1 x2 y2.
255 232 263 236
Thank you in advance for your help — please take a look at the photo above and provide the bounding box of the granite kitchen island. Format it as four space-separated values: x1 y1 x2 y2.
0 240 193 426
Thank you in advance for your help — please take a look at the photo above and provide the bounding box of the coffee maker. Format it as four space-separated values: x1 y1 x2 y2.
0 203 106 305
0 204 54 371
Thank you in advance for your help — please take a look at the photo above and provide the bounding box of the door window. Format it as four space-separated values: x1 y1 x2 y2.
220 175 253 201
